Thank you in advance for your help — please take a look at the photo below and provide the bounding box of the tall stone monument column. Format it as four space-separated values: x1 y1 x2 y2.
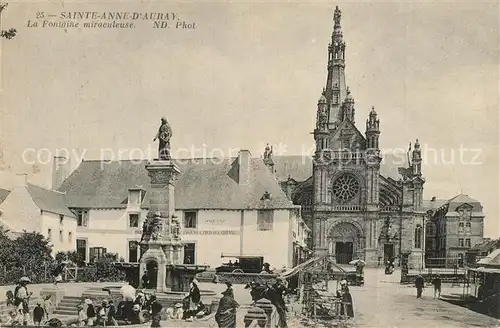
139 117 182 292
139 161 181 292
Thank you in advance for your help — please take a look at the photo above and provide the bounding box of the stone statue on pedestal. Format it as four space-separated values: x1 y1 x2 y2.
153 117 172 160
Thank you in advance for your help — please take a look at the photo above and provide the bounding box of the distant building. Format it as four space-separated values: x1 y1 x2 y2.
465 238 500 267
0 173 77 255
423 194 485 267
58 150 311 269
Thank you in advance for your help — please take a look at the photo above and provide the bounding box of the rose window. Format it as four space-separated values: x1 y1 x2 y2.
332 174 359 202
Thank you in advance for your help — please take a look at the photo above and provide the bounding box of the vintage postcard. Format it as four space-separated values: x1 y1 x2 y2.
0 1 498 327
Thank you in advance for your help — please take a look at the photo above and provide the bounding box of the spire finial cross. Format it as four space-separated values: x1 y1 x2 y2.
334 6 342 26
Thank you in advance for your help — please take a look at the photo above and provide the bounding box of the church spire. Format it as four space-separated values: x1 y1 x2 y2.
325 6 347 127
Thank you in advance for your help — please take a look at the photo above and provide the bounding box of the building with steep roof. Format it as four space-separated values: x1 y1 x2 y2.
423 194 485 267
58 151 311 269
0 174 77 254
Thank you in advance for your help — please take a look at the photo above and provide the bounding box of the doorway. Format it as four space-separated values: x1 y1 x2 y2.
384 244 394 264
146 261 158 289
335 242 353 264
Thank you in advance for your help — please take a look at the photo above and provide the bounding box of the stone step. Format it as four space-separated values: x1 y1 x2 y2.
53 309 78 316
59 299 82 305
55 305 79 311
62 296 82 301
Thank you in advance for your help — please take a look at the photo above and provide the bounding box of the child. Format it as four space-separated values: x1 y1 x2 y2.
33 303 45 326
5 311 17 326
107 300 118 326
77 304 87 327
43 294 53 321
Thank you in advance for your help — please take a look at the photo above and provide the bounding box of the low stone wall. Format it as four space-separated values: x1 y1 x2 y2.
216 273 279 285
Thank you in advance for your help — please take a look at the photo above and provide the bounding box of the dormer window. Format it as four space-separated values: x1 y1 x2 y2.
76 210 89 227
128 213 140 228
128 189 142 206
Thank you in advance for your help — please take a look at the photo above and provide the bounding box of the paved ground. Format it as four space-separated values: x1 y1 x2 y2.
347 268 499 328
2 269 498 327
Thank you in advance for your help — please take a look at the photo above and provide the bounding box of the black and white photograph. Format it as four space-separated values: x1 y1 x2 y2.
0 1 498 327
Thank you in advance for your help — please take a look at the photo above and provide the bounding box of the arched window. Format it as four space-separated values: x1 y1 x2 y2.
414 225 422 249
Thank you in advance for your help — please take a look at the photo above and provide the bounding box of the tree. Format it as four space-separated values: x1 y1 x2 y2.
0 3 16 40
0 230 54 284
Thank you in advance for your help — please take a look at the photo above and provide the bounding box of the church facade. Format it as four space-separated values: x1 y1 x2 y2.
290 7 427 268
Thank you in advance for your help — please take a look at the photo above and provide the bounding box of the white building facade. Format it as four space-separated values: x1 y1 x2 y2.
60 151 311 270
0 174 77 255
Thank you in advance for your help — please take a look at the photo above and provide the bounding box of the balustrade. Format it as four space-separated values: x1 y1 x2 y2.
332 204 363 212
380 205 401 212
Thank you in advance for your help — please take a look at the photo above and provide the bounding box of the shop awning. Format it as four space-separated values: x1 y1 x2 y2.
468 266 500 274
476 249 500 266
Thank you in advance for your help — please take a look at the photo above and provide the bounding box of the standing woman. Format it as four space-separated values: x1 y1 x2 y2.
337 280 354 319
215 289 239 328
149 296 163 327
185 279 201 322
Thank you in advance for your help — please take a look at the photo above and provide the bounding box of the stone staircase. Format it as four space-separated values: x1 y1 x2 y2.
52 296 81 316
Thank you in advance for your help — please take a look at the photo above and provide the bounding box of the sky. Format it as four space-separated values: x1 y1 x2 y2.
0 1 498 236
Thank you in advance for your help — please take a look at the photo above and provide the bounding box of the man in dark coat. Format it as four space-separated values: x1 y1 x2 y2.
141 270 150 289
415 274 425 298
432 275 442 299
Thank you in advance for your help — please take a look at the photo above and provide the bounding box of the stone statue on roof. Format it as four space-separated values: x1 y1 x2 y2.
153 117 172 160
264 144 273 160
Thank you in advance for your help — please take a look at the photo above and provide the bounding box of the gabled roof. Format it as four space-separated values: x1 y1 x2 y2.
330 119 367 144
446 194 483 212
59 158 297 210
26 184 76 218
0 188 10 205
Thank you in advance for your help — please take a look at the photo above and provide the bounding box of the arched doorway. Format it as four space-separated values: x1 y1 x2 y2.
146 261 158 289
328 222 363 264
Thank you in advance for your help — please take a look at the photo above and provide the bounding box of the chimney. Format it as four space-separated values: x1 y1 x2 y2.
15 173 27 187
52 156 70 190
238 150 251 186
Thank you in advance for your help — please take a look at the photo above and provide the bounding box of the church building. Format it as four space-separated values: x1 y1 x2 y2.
289 6 427 268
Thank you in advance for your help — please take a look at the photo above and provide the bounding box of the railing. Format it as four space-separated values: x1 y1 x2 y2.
318 150 364 161
425 257 463 268
332 205 363 212
380 205 401 212
301 205 312 213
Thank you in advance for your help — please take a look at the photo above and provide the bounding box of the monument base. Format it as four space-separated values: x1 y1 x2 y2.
139 242 168 293
166 264 210 292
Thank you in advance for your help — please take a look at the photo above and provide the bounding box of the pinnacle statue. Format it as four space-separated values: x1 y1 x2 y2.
153 117 172 160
